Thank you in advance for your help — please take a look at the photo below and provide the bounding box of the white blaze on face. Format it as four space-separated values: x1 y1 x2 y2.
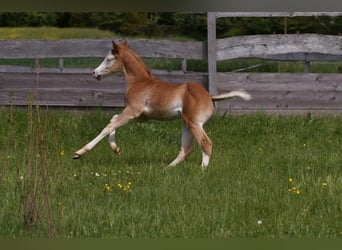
93 51 116 80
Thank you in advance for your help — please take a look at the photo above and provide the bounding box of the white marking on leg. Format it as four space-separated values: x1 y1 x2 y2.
169 149 186 167
201 152 210 169
108 129 116 148
185 120 212 169
108 129 121 154
73 126 112 158
169 124 193 167
73 111 134 159
108 115 122 154
110 114 119 122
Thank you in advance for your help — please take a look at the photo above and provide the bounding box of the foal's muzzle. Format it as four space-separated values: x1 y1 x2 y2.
92 71 102 81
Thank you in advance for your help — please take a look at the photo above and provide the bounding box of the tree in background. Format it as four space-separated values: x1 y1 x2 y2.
0 12 341 40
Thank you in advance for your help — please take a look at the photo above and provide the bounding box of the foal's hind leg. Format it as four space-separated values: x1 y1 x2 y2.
187 121 212 169
169 123 193 167
108 115 121 154
108 129 121 154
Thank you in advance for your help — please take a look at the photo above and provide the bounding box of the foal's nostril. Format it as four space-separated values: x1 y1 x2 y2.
92 71 99 79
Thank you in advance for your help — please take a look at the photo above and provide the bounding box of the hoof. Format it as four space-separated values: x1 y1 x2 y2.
72 153 81 159
114 147 121 155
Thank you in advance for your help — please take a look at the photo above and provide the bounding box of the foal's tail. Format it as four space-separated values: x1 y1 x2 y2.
211 90 252 101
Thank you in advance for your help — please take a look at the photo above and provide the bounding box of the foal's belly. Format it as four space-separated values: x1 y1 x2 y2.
142 105 182 120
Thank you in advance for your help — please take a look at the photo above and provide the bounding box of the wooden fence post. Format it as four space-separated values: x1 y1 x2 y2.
207 12 218 95
181 58 187 73
304 60 311 73
34 57 40 69
59 57 64 72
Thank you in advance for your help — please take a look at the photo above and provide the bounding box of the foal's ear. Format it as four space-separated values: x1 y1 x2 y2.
122 40 129 47
111 40 120 54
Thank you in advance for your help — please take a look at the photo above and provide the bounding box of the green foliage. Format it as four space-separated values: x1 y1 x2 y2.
217 17 284 38
217 16 342 38
1 12 341 40
0 12 57 26
0 107 341 238
287 16 342 34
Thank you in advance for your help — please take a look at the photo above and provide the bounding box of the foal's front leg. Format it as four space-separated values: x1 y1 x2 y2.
72 112 133 159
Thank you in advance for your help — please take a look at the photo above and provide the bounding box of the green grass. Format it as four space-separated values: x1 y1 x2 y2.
0 27 196 41
0 106 341 238
0 27 116 40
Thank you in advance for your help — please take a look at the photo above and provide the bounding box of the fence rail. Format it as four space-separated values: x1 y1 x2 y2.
216 73 342 115
0 38 205 59
216 34 342 61
0 71 207 107
1 71 341 114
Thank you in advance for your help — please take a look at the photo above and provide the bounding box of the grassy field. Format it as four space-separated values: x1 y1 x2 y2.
0 106 341 238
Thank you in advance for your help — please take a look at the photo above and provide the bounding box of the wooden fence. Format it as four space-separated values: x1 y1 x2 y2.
208 12 342 114
1 12 342 114
0 38 208 107
215 73 342 115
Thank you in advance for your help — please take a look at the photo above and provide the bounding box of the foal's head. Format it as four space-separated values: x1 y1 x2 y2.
92 40 151 81
92 40 125 80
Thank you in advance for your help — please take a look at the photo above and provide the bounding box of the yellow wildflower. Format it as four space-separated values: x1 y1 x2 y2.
288 177 293 183
104 183 112 192
322 182 328 187
288 185 300 195
117 182 132 192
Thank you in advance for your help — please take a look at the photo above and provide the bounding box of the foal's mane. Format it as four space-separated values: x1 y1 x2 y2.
121 45 152 78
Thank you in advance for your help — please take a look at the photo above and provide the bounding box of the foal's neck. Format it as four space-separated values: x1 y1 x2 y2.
122 51 152 85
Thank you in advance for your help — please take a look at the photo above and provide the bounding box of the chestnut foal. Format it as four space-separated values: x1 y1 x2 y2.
73 40 251 169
